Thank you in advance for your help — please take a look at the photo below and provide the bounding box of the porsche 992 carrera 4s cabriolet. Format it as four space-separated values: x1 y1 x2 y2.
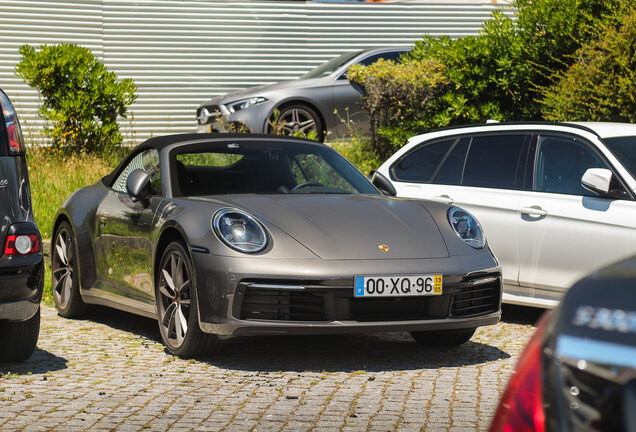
52 133 502 357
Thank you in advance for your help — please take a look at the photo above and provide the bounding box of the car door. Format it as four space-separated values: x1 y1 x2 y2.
94 149 163 310
331 50 409 136
518 133 636 299
388 133 530 290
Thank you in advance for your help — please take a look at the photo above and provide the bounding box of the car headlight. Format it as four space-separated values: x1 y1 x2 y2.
448 206 485 249
226 97 268 113
212 208 268 253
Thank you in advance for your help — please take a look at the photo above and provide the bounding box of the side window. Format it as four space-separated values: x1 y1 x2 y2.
534 136 606 196
462 135 526 189
433 138 470 185
391 139 455 182
339 51 408 80
112 149 161 195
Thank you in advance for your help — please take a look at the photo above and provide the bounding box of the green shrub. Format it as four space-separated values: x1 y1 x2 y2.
347 58 447 158
541 3 636 121
16 43 137 155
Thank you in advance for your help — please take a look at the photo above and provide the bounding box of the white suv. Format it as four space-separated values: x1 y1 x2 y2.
375 122 636 308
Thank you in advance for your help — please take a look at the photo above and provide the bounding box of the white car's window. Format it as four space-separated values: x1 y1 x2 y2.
112 149 161 195
391 139 455 182
434 138 470 185
604 136 636 180
461 135 526 189
534 136 605 196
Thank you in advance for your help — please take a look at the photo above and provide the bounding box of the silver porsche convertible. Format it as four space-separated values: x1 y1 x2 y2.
52 133 501 357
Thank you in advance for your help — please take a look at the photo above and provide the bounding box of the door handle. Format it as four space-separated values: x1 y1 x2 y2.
520 206 547 217
431 195 454 205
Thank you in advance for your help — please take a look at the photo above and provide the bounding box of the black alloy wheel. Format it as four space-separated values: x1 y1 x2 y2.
156 241 214 357
52 221 86 317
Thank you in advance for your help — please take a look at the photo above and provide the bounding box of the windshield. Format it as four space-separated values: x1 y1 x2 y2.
298 51 363 80
172 140 378 197
603 136 636 179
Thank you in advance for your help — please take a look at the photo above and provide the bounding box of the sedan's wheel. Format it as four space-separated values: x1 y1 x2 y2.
410 328 476 347
273 104 323 141
52 221 86 317
156 241 214 358
0 308 40 362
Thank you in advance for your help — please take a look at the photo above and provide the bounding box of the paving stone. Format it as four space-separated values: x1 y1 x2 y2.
0 305 538 431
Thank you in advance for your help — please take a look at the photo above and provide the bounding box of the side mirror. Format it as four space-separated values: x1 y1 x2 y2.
581 168 612 196
369 170 397 196
127 169 151 202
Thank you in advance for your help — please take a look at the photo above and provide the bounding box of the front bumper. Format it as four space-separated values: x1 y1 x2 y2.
192 252 502 339
196 101 274 134
0 253 44 321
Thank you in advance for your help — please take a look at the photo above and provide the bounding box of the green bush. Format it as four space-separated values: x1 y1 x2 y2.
16 43 137 155
347 58 447 158
541 3 636 121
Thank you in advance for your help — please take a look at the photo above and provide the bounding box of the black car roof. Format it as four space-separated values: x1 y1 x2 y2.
103 133 326 186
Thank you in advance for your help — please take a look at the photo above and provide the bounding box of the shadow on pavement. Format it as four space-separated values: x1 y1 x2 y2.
501 304 547 326
85 306 512 373
0 348 67 375
200 332 511 373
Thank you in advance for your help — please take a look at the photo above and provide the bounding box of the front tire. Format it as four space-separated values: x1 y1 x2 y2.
155 241 214 358
0 309 40 362
410 328 476 347
52 221 87 317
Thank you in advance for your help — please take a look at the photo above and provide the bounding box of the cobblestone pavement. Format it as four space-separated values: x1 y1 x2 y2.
0 304 541 432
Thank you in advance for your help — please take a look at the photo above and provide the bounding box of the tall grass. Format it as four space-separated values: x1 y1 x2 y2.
27 147 126 239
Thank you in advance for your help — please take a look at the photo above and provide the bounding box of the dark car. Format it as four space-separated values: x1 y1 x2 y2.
52 133 501 358
490 257 636 432
196 47 411 141
0 89 43 362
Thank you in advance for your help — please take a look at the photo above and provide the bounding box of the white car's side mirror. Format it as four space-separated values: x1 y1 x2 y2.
581 168 612 196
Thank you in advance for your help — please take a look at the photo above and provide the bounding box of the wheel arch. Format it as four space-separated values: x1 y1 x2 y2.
153 224 190 285
52 210 94 293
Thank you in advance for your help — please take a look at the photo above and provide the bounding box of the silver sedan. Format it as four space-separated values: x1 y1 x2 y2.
196 47 410 141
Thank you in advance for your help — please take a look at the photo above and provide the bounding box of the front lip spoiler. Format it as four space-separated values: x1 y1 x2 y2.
200 311 501 339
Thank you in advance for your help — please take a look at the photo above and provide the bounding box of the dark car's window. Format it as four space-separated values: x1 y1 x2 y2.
391 139 455 182
0 90 25 155
299 51 364 80
112 148 161 195
603 136 636 180
462 135 526 189
172 141 377 196
534 135 606 196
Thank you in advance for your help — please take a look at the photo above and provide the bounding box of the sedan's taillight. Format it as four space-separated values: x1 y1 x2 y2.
489 312 550 432
3 234 40 256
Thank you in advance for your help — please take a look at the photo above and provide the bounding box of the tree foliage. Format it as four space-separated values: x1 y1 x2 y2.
348 0 622 155
16 43 137 154
541 3 636 122
347 58 447 158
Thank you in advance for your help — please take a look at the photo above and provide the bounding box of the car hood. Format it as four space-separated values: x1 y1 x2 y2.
201 78 324 106
209 194 450 260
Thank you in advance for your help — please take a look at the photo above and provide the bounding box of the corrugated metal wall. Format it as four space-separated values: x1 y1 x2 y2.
0 0 509 145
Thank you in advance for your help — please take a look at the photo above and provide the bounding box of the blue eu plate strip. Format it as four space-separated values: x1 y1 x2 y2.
355 277 364 296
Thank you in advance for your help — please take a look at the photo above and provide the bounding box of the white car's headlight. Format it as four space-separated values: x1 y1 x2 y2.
448 206 485 249
213 208 267 253
226 97 268 113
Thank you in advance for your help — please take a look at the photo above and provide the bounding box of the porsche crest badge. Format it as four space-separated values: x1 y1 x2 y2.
377 245 390 253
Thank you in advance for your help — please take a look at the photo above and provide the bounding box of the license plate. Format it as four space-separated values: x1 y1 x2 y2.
354 274 442 297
